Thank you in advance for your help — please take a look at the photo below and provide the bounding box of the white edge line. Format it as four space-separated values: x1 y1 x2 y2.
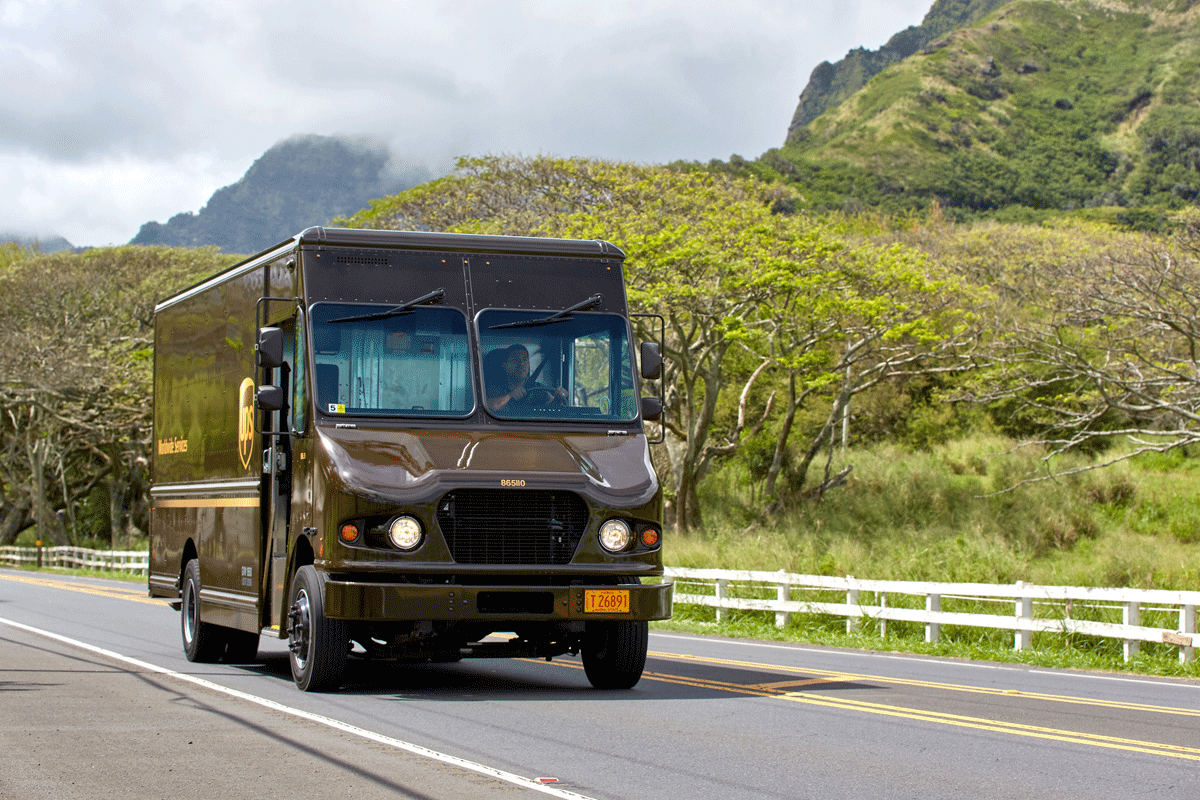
0 615 596 800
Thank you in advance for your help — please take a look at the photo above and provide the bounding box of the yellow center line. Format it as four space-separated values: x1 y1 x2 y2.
649 650 1200 719
0 572 169 606
627 666 1200 762
750 678 843 691
774 692 1200 759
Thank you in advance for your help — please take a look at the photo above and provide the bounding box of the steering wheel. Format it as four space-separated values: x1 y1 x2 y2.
525 383 566 406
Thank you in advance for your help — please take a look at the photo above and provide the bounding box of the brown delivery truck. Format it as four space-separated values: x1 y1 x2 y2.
148 227 670 691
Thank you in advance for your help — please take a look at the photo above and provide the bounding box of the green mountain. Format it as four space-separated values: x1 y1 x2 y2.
771 0 1200 221
131 135 431 254
786 0 1009 137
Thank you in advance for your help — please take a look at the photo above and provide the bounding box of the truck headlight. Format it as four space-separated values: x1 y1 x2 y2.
388 516 423 550
598 519 632 552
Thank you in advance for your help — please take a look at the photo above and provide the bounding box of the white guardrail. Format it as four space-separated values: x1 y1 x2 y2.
665 567 1199 664
1 549 1195 664
0 545 149 575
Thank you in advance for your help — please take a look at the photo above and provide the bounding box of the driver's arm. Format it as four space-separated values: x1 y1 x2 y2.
488 383 526 410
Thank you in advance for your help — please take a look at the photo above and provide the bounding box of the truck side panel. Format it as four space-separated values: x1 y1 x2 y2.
149 253 294 632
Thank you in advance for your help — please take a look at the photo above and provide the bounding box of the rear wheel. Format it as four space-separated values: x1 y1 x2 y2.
181 560 226 663
582 619 648 690
287 565 348 692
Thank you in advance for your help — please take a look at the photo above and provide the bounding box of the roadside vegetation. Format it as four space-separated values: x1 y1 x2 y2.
671 436 1198 590
657 434 1200 679
0 243 239 547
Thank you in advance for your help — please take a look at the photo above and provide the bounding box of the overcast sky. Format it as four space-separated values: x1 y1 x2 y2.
3 0 932 247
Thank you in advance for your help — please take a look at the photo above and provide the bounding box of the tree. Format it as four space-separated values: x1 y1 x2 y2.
0 245 235 545
969 211 1200 481
758 241 979 502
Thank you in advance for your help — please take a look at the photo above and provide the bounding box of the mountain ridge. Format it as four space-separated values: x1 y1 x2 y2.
786 0 1009 140
0 232 75 253
130 135 431 254
769 0 1200 220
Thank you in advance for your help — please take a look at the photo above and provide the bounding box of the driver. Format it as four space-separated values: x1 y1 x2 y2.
486 344 567 411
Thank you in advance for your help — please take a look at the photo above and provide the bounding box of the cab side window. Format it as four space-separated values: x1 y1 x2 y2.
290 316 306 435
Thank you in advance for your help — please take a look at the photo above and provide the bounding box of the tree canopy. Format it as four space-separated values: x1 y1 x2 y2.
0 245 236 545
344 156 977 528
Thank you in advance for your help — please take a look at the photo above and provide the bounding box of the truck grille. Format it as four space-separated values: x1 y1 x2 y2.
436 489 588 565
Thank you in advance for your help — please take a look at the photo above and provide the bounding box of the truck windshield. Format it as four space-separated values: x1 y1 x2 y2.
310 303 473 418
478 309 637 422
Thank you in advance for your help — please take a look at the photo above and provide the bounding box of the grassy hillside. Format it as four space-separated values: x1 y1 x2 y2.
673 435 1200 591
786 0 1008 136
772 0 1200 222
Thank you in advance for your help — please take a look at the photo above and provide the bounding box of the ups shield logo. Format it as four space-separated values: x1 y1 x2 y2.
238 378 255 470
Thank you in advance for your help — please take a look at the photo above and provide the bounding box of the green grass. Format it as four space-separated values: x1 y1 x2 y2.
652 612 1200 679
0 563 146 583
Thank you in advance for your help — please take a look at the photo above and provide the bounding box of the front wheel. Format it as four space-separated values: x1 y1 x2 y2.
582 619 648 690
287 565 348 692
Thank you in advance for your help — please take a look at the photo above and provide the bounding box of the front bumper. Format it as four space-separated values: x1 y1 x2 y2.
323 578 673 622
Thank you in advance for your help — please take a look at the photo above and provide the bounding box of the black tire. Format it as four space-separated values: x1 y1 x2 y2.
582 619 649 690
181 560 227 663
222 629 261 664
287 565 348 692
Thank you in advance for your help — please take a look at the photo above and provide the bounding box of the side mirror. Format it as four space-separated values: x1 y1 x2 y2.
640 396 662 421
639 342 662 380
257 327 284 369
256 385 284 412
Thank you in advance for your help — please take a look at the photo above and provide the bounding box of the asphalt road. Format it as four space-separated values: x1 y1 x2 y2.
2 567 1199 800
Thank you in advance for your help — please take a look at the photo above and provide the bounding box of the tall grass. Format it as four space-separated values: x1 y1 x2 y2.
672 434 1200 591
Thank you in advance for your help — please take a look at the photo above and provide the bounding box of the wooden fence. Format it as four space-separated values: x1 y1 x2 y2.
665 567 1199 664
3 550 1195 664
0 545 149 575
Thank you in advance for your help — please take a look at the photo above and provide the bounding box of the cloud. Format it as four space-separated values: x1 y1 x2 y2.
1 0 932 246
0 149 243 245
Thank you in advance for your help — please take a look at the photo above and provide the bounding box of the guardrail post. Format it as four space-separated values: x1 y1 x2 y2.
846 576 860 634
1014 582 1032 652
775 575 790 629
1182 605 1196 665
1123 601 1140 662
879 592 888 638
715 578 728 624
926 594 941 644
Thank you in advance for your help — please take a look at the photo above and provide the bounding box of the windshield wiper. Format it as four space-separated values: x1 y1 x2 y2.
489 293 603 329
328 288 445 324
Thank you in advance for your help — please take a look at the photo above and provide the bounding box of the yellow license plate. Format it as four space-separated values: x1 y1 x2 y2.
584 589 630 614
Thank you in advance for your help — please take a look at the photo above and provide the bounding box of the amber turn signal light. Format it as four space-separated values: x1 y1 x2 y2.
640 527 660 547
339 522 360 543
